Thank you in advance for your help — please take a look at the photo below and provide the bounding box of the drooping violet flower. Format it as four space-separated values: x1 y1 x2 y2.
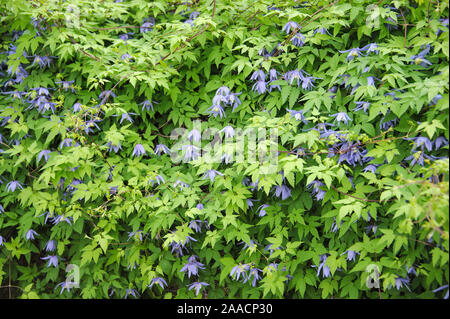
188 282 209 296
132 144 146 157
273 184 291 200
188 220 203 233
202 169 224 182
26 229 38 240
256 204 270 217
180 144 199 162
72 102 82 112
37 150 51 162
56 281 73 294
410 44 432 67
173 180 190 191
282 21 299 34
221 126 235 138
149 175 165 186
149 277 167 289
155 144 170 155
207 103 226 118
433 285 449 299
52 214 73 226
291 33 305 47
361 43 379 55
284 69 305 87
45 240 57 252
140 100 158 111
230 263 250 281
353 101 370 113
315 254 331 278
394 277 411 292
244 267 262 287
180 255 205 278
55 80 75 92
342 250 359 262
6 180 23 192
434 136 448 150
313 27 331 35
301 76 320 90
187 129 201 143
339 47 363 61
307 180 326 201
41 255 59 267
330 112 351 125
286 108 308 124
106 141 122 153
32 55 53 68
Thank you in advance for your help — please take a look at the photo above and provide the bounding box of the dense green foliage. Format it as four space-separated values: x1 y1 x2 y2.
0 0 448 299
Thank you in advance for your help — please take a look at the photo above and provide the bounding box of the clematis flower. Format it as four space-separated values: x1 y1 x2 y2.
291 33 305 47
354 101 370 113
286 108 308 124
252 80 267 94
433 285 449 299
307 180 326 201
244 267 262 287
6 180 23 192
26 229 38 240
256 204 270 217
434 136 448 150
188 220 203 233
273 184 291 200
207 103 226 118
221 126 235 138
149 174 165 186
282 21 299 34
342 250 359 262
393 277 411 292
202 169 224 182
140 21 154 33
188 282 209 296
410 44 432 67
313 27 331 35
361 42 379 55
72 102 82 112
55 80 75 92
140 100 158 111
268 69 281 91
301 76 320 90
106 141 122 153
132 144 146 157
41 255 59 267
339 47 363 61
315 254 331 278
56 281 73 294
149 277 167 289
230 263 250 281
410 136 433 152
187 129 201 143
285 69 306 87
37 150 51 163
180 255 205 278
32 55 53 68
155 144 170 155
366 76 379 87
45 240 57 252
181 144 200 161
330 112 351 125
